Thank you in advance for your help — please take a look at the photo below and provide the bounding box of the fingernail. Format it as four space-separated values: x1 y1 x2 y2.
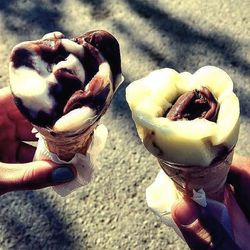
174 200 200 226
51 166 75 183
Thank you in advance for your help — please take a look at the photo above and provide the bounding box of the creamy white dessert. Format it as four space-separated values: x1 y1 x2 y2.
126 66 240 166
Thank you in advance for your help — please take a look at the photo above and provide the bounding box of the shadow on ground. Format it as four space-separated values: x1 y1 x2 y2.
125 0 250 76
0 0 66 37
112 0 250 118
78 0 110 20
0 191 85 249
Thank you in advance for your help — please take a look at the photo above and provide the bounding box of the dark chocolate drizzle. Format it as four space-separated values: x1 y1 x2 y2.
63 84 110 114
166 87 219 122
10 30 122 128
38 39 69 64
14 97 56 127
75 30 122 87
11 48 35 69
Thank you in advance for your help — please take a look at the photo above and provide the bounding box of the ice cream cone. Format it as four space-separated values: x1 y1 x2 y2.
158 149 234 202
33 122 98 161
126 66 240 202
9 30 123 162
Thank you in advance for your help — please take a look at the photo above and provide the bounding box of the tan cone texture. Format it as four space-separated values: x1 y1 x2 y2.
158 150 234 202
34 123 98 161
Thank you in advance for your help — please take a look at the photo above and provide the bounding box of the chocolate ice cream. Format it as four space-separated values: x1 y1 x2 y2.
9 30 122 131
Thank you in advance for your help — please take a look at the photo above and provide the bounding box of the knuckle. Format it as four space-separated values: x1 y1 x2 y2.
20 166 36 189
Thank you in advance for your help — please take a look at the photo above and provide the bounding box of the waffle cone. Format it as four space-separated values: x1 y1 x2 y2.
34 123 98 161
158 150 234 202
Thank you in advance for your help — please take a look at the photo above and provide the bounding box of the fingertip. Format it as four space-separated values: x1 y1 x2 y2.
228 155 250 187
33 160 76 185
50 165 76 184
172 199 201 226
0 161 77 196
19 161 76 189
171 200 212 250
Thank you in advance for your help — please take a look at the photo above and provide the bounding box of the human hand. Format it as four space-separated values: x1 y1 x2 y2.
0 87 75 195
171 155 250 250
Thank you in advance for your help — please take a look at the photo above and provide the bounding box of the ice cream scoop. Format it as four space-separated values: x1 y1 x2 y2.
9 30 123 133
126 66 240 167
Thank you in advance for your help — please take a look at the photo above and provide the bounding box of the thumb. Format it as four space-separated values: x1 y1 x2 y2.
171 200 240 250
0 161 76 195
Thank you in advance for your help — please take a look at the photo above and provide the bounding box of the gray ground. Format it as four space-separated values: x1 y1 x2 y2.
0 0 249 249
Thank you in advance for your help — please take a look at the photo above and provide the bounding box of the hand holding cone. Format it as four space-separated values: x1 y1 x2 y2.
9 30 123 161
126 66 240 201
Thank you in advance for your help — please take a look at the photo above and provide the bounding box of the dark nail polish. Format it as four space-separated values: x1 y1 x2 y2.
51 166 75 183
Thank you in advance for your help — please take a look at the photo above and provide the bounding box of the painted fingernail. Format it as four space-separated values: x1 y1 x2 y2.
51 166 75 183
174 200 200 226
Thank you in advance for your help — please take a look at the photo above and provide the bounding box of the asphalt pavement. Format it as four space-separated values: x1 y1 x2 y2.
0 0 249 249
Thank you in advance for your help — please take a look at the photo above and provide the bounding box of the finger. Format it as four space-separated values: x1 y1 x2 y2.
224 186 250 250
16 142 36 163
171 200 240 250
228 154 250 186
8 106 37 141
172 200 208 249
227 155 250 218
16 118 37 141
0 161 76 195
0 87 36 141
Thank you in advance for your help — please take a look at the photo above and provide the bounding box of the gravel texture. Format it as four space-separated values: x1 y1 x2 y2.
0 0 249 249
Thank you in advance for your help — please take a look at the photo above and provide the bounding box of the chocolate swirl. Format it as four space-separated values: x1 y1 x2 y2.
166 87 219 122
9 30 122 128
